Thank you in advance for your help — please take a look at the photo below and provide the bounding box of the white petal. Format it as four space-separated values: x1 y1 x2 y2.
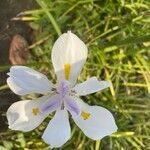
7 66 53 95
42 109 71 148
52 31 87 85
72 98 117 140
73 77 111 96
7 96 51 132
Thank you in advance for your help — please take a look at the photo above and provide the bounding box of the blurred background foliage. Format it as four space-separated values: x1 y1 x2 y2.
0 0 150 149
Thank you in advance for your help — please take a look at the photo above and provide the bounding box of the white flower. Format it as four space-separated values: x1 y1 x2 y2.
7 31 117 148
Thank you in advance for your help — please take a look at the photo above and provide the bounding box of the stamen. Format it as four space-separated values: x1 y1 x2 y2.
81 111 90 120
64 64 71 80
32 107 40 116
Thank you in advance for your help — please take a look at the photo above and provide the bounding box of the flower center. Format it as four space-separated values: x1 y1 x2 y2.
57 81 70 97
39 81 80 116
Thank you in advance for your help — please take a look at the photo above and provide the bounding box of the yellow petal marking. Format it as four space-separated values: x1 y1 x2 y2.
32 107 40 116
64 64 71 80
81 111 90 120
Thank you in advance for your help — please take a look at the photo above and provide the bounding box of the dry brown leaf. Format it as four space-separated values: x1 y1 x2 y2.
9 34 29 65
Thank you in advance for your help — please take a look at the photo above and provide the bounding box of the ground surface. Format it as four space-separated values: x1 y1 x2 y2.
0 0 37 131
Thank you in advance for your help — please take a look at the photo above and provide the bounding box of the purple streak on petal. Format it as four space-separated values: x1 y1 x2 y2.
40 95 62 114
64 97 80 116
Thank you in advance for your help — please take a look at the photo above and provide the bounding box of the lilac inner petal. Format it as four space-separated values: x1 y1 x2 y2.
64 97 80 116
40 95 61 114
